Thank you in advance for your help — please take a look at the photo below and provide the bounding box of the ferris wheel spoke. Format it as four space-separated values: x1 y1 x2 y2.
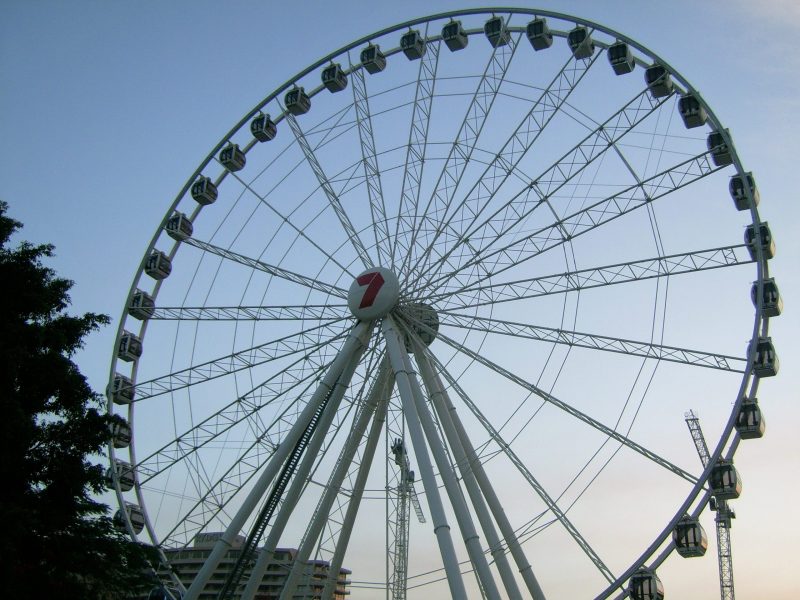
131 319 349 402
408 46 600 295
438 312 746 372
422 346 616 585
139 303 348 321
422 86 675 294
392 29 441 270
181 236 348 299
417 323 697 485
224 168 359 279
349 57 392 267
284 112 374 269
401 30 521 284
431 244 752 308
426 148 722 298
135 350 333 483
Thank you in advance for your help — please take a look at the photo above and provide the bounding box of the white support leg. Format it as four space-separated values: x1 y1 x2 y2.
381 317 468 599
243 329 371 600
277 358 390 600
429 361 547 600
413 341 523 600
183 321 372 600
321 379 391 599
396 333 501 600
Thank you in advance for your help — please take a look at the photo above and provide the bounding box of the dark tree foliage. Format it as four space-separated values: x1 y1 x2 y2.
0 201 156 599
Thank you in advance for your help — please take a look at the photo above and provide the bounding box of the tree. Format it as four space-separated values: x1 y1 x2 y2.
0 201 156 599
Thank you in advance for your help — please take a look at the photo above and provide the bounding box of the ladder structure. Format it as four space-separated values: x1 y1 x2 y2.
390 437 426 600
685 411 736 600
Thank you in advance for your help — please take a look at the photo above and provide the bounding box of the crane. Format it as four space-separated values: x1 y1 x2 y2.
390 437 426 600
684 410 736 600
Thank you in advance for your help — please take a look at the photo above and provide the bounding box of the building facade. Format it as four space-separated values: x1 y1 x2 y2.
159 532 351 599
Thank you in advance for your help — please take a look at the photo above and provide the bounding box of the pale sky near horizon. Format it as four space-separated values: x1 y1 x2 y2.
2 1 799 598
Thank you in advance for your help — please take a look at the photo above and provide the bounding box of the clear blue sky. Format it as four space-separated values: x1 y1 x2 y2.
2 1 798 598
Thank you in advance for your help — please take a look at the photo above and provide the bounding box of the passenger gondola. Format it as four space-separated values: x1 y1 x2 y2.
751 277 782 317
250 112 277 142
219 142 246 171
322 63 348 92
145 250 172 280
673 515 708 558
736 397 765 439
645 64 673 98
707 130 733 166
678 93 708 128
750 336 779 377
109 373 135 404
526 18 553 50
285 86 311 116
166 212 193 241
109 415 132 449
118 331 143 363
628 568 664 600
567 26 594 59
608 41 635 75
105 459 135 492
484 15 511 48
710 459 742 500
442 20 468 51
729 172 760 211
114 502 145 535
190 176 217 206
360 43 386 73
401 29 426 60
128 289 155 320
744 221 775 260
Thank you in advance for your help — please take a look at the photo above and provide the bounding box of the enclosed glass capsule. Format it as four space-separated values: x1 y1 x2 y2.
484 16 511 48
147 586 183 600
645 64 673 98
191 176 217 206
114 502 145 535
744 222 776 260
360 43 386 74
628 569 664 600
678 93 708 129
109 373 135 404
751 278 782 317
567 26 594 59
128 289 155 320
442 20 468 51
166 212 193 241
285 86 311 116
608 41 635 75
750 336 779 377
118 331 143 363
736 397 765 439
250 112 277 142
322 63 348 92
729 172 760 211
526 18 553 50
401 29 426 60
707 130 733 166
219 142 246 171
145 250 172 280
673 515 708 558
105 458 135 492
711 459 742 500
109 415 132 449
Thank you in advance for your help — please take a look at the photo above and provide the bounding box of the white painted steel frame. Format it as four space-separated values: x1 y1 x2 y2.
105 8 773 600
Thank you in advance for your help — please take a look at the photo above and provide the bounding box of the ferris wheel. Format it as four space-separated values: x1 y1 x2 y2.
106 8 780 600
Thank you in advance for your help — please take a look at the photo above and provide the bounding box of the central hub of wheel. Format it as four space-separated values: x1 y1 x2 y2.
348 266 400 321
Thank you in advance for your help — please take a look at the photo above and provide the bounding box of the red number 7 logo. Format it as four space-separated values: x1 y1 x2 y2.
356 271 386 309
